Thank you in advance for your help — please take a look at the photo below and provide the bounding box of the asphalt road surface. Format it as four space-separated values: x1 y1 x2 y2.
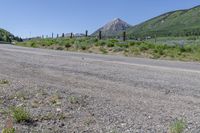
0 44 200 132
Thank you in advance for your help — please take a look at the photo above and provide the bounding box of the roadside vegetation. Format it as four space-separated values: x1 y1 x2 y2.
16 37 200 61
169 119 186 133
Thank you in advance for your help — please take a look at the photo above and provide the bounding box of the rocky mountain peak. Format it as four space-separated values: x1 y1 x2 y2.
92 18 132 36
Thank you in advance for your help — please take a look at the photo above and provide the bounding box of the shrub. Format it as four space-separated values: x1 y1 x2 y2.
113 47 125 52
94 43 99 46
80 45 87 50
153 45 165 55
99 47 108 54
107 42 115 47
98 41 106 46
11 107 31 123
68 96 79 104
130 47 141 55
108 39 118 44
0 79 9 85
187 36 197 40
152 53 161 59
169 119 186 133
116 43 129 48
180 45 193 53
2 128 15 133
65 43 71 49
56 46 64 50
138 43 150 51
50 95 61 106
129 41 136 46
91 38 98 43
30 42 37 48
70 40 75 44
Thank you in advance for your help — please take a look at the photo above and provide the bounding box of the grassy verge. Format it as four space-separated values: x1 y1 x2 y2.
16 37 200 61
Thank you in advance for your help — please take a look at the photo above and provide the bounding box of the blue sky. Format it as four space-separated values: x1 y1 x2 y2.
1 0 200 38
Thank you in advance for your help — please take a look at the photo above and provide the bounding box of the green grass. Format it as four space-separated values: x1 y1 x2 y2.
11 107 31 123
2 128 15 133
68 96 79 104
16 37 200 61
169 119 186 133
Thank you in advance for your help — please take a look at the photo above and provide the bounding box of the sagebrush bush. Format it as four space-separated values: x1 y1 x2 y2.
98 41 106 46
56 46 64 50
99 47 108 54
107 42 115 47
81 45 87 50
65 43 71 49
113 47 125 52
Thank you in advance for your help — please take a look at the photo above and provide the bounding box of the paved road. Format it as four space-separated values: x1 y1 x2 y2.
0 44 200 132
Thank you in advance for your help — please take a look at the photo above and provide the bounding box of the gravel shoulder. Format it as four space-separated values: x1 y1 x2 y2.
0 44 200 132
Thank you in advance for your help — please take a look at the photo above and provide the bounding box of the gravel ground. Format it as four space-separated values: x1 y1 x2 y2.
0 44 200 132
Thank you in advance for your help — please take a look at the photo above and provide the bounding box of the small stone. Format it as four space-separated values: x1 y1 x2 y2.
59 123 65 127
56 108 62 112
121 123 126 127
17 103 24 107
56 101 62 106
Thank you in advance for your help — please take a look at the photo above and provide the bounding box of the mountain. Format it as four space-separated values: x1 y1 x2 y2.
92 18 132 36
127 5 200 38
0 28 22 42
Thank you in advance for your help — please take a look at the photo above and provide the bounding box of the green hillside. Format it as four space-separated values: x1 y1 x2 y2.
0 28 22 42
0 28 13 42
127 5 200 38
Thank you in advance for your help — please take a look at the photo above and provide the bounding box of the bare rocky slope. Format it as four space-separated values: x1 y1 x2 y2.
92 18 132 37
